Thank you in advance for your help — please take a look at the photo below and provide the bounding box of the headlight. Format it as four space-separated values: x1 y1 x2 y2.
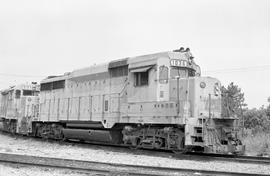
200 82 206 88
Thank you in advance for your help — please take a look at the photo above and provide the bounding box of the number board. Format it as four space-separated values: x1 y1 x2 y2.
170 59 189 67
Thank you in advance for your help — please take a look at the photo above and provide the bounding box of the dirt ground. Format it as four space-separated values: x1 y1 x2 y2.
0 163 100 176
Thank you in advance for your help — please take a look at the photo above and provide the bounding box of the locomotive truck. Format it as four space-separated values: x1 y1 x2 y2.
0 47 245 154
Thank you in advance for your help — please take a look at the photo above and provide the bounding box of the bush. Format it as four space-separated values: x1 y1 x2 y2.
241 132 270 156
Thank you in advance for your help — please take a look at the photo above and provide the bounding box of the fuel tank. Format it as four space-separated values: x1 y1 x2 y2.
62 129 122 144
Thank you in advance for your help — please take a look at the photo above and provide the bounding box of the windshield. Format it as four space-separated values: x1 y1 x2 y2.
170 67 195 78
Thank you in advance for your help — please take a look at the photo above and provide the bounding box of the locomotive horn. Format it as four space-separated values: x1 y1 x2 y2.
179 47 184 52
173 47 184 52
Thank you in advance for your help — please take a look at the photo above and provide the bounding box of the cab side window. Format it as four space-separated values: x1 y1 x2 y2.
131 66 152 87
135 72 148 86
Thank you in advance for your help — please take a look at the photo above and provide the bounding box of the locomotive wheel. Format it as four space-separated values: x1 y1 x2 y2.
172 136 186 154
129 137 141 150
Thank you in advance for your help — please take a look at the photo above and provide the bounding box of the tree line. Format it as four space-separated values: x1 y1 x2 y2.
221 82 270 132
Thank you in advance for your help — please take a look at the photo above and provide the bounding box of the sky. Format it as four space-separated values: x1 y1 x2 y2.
0 0 269 108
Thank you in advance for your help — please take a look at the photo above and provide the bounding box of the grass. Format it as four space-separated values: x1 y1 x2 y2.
241 132 270 156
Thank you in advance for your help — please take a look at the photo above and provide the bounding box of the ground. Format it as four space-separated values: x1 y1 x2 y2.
0 132 269 175
0 163 98 176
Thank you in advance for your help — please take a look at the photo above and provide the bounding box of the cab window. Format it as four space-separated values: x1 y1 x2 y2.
159 66 168 84
135 72 148 86
131 66 152 87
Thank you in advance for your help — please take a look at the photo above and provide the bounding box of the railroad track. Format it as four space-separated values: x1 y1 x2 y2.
47 137 270 166
0 152 268 176
2 131 270 166
182 152 270 165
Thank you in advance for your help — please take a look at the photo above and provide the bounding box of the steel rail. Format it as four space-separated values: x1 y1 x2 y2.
183 152 270 165
1 131 270 166
0 152 268 176
41 137 270 166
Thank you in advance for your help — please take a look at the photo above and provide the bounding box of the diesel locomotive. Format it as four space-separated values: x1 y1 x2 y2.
0 47 245 154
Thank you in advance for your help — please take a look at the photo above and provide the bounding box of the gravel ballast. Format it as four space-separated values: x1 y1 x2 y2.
0 133 269 175
0 163 96 176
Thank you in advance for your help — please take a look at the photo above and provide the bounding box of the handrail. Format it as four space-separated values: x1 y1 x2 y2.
118 80 128 97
